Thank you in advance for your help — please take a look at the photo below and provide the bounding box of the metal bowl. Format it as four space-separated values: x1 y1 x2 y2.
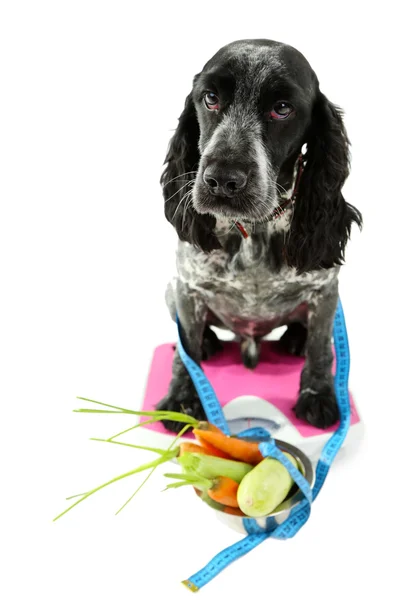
193 438 314 535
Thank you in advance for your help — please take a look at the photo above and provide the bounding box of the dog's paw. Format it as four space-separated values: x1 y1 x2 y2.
156 382 206 433
293 386 339 429
278 323 307 357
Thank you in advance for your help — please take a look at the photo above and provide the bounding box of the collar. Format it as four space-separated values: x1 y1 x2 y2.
233 149 306 239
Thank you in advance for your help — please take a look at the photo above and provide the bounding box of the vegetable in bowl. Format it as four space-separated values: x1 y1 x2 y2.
53 401 312 525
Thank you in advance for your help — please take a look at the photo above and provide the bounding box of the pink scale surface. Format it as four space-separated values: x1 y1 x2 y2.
142 341 360 438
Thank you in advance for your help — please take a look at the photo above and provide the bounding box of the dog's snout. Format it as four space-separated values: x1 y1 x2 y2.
203 164 248 198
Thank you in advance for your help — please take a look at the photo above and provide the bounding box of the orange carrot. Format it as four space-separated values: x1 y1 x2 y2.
196 421 224 434
223 506 243 515
197 438 232 459
179 442 207 456
207 476 239 507
192 428 263 465
179 441 231 459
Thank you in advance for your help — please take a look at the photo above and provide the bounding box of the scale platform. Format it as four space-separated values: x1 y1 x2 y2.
140 341 363 465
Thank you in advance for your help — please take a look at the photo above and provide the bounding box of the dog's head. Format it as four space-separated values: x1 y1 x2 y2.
162 39 362 272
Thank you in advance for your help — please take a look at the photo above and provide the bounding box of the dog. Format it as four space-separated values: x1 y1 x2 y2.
157 39 362 433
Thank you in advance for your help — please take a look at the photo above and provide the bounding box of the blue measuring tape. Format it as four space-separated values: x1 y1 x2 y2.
176 326 231 435
176 297 351 592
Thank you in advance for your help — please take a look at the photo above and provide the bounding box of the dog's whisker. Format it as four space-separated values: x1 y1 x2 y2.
267 180 289 197
252 198 274 223
268 183 289 199
162 171 198 188
164 180 195 204
175 189 194 226
267 178 288 193
183 200 194 230
172 191 190 221
181 192 195 230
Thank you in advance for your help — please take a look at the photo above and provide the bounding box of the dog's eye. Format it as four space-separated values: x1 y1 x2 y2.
204 92 220 110
271 102 294 120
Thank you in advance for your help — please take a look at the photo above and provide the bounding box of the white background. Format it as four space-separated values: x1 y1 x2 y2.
1 1 419 598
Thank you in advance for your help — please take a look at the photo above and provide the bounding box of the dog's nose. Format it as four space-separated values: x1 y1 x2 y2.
203 165 248 198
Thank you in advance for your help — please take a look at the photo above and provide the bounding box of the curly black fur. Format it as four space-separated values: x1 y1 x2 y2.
161 92 221 253
285 92 362 272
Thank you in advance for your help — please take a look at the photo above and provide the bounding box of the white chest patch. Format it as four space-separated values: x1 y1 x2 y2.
175 232 338 331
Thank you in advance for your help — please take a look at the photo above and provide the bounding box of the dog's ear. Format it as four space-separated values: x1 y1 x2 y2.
285 92 362 273
161 87 220 252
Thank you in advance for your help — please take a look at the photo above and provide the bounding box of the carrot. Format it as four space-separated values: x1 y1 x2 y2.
179 441 232 459
196 438 232 459
196 421 224 434
192 428 263 465
198 488 226 511
223 506 244 515
207 476 239 508
164 472 239 508
179 442 207 456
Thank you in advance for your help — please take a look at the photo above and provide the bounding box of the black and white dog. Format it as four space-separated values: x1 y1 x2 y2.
157 39 362 432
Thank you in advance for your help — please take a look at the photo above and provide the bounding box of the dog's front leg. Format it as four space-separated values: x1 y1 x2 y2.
157 280 208 433
293 280 339 429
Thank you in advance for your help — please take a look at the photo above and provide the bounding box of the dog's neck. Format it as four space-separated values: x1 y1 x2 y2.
215 203 293 238
214 173 297 241
216 149 305 242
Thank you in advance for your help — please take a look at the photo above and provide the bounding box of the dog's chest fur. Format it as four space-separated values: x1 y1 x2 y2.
176 223 338 337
